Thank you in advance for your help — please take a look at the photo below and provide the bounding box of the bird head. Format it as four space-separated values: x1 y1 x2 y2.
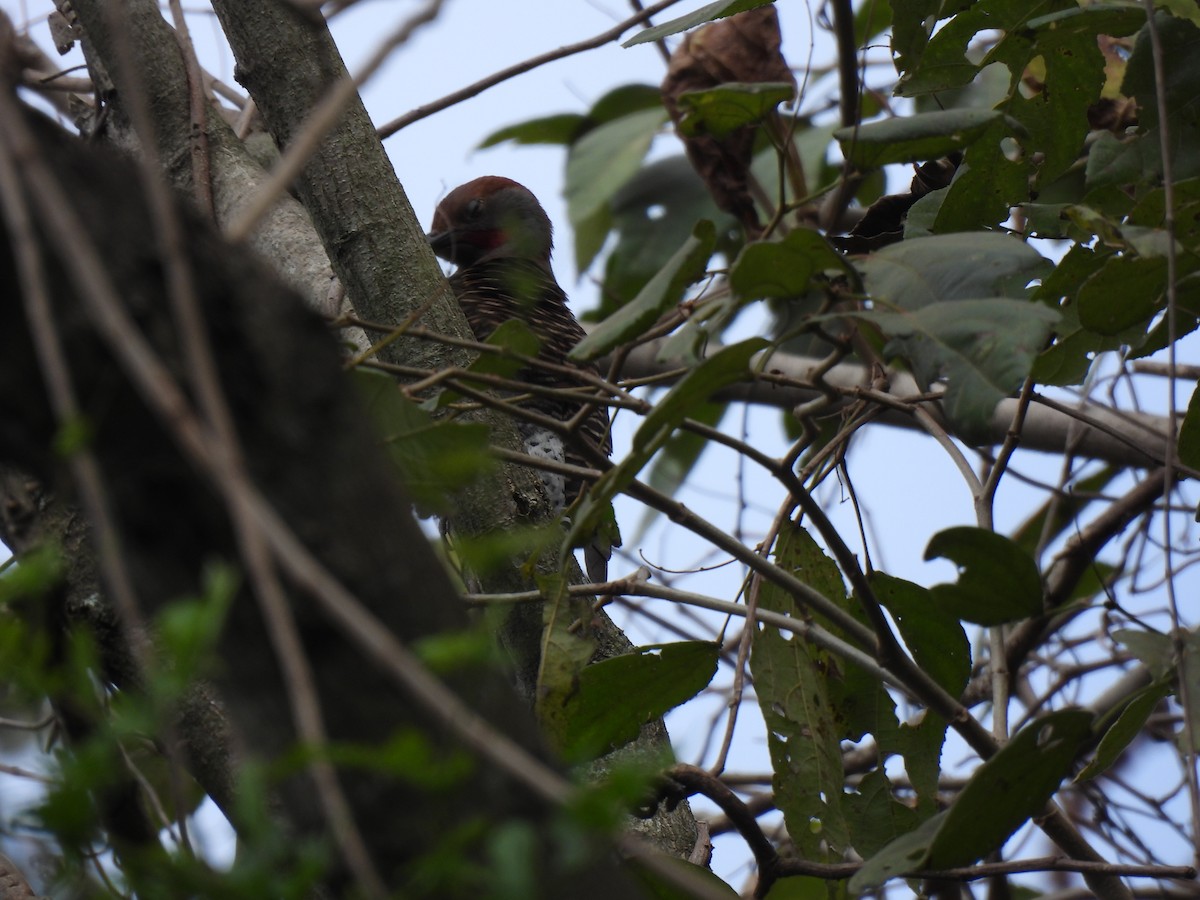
427 176 554 268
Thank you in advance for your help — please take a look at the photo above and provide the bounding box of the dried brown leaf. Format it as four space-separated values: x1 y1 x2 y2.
661 5 794 232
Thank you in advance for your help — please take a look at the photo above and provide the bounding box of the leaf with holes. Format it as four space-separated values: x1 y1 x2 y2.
852 709 1094 891
751 520 852 857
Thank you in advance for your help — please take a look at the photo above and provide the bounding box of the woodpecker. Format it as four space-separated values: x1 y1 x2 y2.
427 176 618 583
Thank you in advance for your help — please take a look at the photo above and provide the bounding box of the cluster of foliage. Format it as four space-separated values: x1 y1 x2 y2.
467 0 1200 895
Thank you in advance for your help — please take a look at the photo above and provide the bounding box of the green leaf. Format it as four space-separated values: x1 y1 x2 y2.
631 340 767 457
1180 380 1200 470
536 573 597 750
931 121 1029 232
566 339 768 547
851 299 1059 441
925 527 1043 625
894 2 996 96
622 0 776 46
926 709 1094 868
1113 628 1176 680
631 854 742 899
851 710 1094 891
858 232 1050 308
570 220 716 361
855 236 1054 431
900 1 1142 190
991 5 1143 186
466 319 542 379
589 84 665 123
870 573 970 699
565 106 668 229
894 714 948 817
849 811 944 892
1159 0 1200 27
843 769 922 858
751 520 851 857
1077 681 1172 782
1031 244 1126 386
155 565 237 690
835 109 1002 168
889 0 941 76
412 626 496 676
1128 176 1200 255
677 82 795 138
1123 14 1200 182
122 738 209 820
598 156 736 312
352 369 492 515
860 619 959 837
481 86 661 151
0 543 63 605
559 642 720 760
573 203 614 278
1179 631 1200 751
1134 270 1200 357
478 114 586 148
1085 130 1149 192
730 229 850 300
855 0 892 49
1077 256 1169 335
52 415 94 457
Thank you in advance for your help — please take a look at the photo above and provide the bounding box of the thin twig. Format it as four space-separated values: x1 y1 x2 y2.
166 0 215 219
466 571 911 694
377 0 686 137
664 764 779 893
979 377 1036 742
1141 0 1200 863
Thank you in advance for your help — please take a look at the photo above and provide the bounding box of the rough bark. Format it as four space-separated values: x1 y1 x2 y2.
0 106 643 897
66 0 340 317
26 0 698 863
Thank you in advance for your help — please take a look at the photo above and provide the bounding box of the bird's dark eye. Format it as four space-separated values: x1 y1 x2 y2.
465 198 485 219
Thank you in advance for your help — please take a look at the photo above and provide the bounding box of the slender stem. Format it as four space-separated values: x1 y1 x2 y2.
1141 0 1200 866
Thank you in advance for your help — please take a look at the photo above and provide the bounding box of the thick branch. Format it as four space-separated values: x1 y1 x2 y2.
617 339 1173 468
66 0 339 316
0 103 645 897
